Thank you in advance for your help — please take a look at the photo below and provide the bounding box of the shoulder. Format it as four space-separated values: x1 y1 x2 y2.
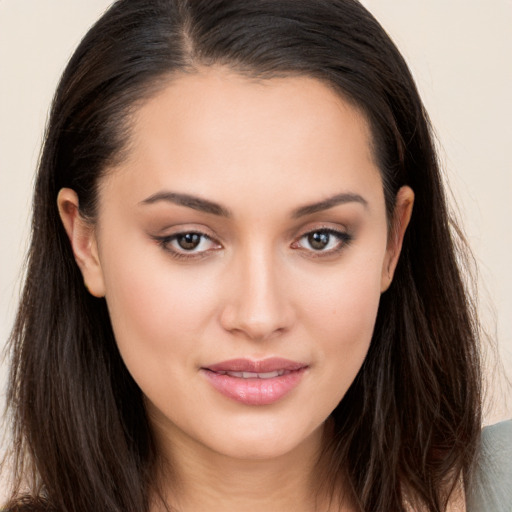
466 420 512 512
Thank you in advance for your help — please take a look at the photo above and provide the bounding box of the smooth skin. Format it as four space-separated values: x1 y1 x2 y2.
58 68 415 511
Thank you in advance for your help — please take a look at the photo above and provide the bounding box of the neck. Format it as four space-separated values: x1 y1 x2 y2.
151 421 346 512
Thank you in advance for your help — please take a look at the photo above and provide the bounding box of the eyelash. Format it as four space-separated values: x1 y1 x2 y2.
152 227 352 261
292 228 353 257
152 232 220 260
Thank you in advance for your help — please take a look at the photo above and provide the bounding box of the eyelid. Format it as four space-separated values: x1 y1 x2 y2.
149 222 352 260
291 225 353 256
150 226 223 260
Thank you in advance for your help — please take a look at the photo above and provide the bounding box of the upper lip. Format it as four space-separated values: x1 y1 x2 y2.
204 358 307 373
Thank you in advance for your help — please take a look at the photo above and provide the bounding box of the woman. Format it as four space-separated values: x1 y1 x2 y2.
2 0 509 510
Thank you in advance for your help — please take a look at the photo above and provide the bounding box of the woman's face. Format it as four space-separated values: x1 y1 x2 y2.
60 68 412 462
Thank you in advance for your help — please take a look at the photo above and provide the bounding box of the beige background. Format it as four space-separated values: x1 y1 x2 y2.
1 1 511 495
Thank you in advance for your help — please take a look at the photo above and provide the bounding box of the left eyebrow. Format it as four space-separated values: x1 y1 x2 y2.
292 192 368 218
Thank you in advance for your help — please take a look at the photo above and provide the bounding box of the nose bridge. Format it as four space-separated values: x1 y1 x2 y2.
221 240 292 340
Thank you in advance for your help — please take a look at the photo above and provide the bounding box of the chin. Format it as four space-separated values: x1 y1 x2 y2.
199 419 324 462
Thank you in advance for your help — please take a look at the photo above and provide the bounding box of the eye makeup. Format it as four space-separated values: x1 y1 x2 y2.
149 223 354 263
293 228 352 254
151 231 222 261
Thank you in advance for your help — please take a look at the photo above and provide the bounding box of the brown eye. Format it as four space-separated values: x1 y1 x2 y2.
307 232 331 250
176 233 202 250
153 231 222 258
293 229 352 254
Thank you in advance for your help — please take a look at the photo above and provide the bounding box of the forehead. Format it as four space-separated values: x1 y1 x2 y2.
101 68 383 214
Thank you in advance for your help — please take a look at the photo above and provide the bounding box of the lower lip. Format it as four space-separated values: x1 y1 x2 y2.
201 368 307 405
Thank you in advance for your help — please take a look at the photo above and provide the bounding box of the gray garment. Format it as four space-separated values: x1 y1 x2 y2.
466 420 512 511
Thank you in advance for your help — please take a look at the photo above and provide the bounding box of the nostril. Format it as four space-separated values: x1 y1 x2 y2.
218 256 295 339
219 303 293 341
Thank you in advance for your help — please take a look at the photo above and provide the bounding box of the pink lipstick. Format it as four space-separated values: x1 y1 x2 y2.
201 358 307 405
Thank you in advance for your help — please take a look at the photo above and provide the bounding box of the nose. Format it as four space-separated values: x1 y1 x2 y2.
219 246 295 341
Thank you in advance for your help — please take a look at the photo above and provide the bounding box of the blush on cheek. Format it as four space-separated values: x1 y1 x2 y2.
103 255 217 360
307 262 382 327
304 267 382 382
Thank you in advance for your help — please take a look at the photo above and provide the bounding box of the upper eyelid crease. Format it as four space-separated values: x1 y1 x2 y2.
296 228 352 244
152 228 350 259
152 232 221 256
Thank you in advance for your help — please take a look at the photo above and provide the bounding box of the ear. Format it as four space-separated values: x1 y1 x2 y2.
57 188 106 297
381 186 414 292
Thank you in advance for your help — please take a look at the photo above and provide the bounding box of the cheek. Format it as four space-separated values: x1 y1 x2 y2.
301 247 384 337
297 251 384 400
99 239 220 379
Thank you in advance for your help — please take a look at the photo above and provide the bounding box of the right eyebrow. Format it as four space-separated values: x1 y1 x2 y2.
139 191 232 218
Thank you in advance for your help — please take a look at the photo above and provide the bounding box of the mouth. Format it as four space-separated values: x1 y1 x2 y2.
201 358 308 406
212 369 291 379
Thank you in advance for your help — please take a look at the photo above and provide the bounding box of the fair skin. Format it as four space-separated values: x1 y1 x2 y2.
58 68 414 511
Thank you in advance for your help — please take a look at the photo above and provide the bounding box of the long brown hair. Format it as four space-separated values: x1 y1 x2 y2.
2 1 482 510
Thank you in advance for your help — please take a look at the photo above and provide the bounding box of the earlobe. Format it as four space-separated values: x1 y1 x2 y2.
57 188 106 297
381 186 414 292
